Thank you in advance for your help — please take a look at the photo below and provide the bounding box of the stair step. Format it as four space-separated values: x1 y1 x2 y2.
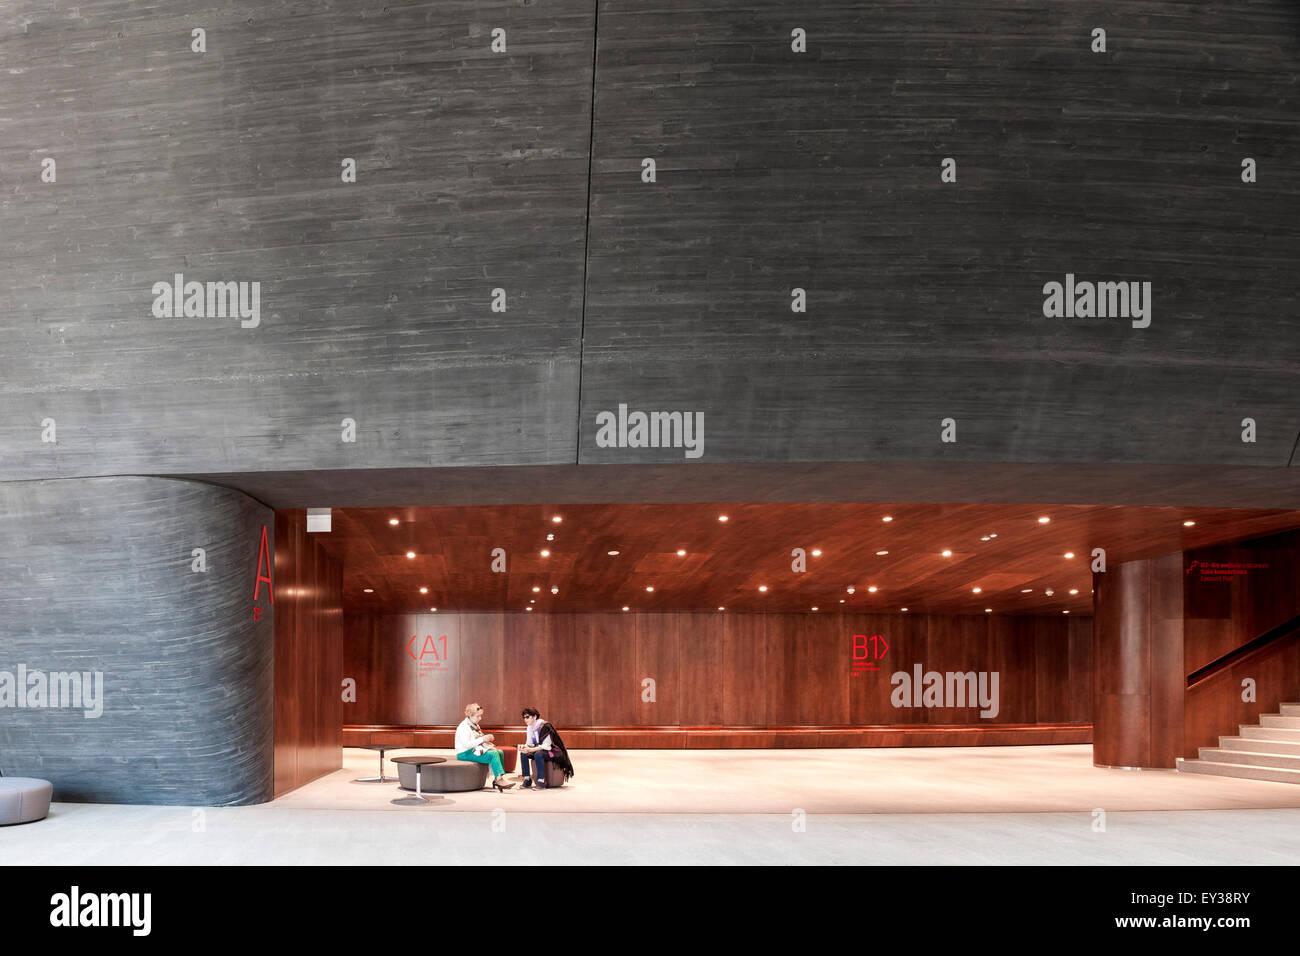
1240 725 1300 742
1278 703 1300 716
1259 714 1300 730
1219 735 1300 757
1199 748 1300 770
1177 758 1300 785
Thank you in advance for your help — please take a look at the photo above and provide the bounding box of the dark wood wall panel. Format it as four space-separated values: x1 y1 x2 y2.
1183 530 1300 673
677 612 727 725
273 509 344 797
1180 530 1300 756
0 476 274 805
723 612 768 725
1067 617 1095 721
1034 618 1070 723
636 612 680 726
342 610 1093 736
587 613 639 725
461 611 505 720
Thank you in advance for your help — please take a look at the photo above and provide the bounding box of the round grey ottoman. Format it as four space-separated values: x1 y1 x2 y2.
398 759 490 793
0 778 53 825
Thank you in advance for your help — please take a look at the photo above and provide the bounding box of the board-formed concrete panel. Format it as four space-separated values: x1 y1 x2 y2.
0 1 592 479
0 476 275 805
579 1 1300 466
0 1 1295 480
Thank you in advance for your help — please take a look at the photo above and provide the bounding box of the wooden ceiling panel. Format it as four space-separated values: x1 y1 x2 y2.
309 502 1300 616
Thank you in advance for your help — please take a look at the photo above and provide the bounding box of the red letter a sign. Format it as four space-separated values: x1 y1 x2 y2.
253 524 274 605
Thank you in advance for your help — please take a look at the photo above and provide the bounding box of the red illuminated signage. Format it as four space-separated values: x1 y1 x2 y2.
408 634 450 676
253 524 274 621
852 633 888 674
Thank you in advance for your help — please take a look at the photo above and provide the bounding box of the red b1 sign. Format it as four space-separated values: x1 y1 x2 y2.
852 633 888 674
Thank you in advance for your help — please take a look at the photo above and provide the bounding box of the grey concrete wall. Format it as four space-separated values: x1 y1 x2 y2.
577 1 1300 466
0 1 1295 481
0 476 274 805
0 0 591 478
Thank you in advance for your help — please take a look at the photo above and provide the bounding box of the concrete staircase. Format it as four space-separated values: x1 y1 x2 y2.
1177 703 1300 784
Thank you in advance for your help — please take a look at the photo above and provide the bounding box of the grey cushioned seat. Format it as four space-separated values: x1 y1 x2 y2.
398 758 490 793
0 778 53 825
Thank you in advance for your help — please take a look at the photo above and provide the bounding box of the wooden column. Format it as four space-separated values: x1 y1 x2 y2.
1092 553 1184 768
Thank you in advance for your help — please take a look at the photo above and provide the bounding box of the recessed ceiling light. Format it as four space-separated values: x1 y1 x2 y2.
1021 589 1032 593
811 549 822 556
846 586 855 594
882 516 893 522
388 518 399 526
1045 588 1055 596
622 606 630 612
972 587 982 593
942 550 952 557
989 533 997 538
430 607 437 612
985 608 993 613
540 550 550 557
526 607 533 612
363 588 374 593
980 536 989 542
1064 552 1074 559
645 586 654 592
419 587 428 594
530 599 535 603
607 550 620 556
406 551 416 559
839 599 845 603
758 585 768 592
1063 610 1070 614
1037 517 1050 524
1183 520 1195 527
552 516 562 523
867 586 878 593
532 586 541 592
900 607 909 612
1069 588 1079 595
811 606 819 611
717 606 724 611
677 549 687 557
876 550 889 556
718 515 728 522
550 586 559 595
546 533 555 541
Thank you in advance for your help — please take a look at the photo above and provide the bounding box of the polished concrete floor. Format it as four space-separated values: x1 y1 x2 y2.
5 746 1299 865
281 745 1300 814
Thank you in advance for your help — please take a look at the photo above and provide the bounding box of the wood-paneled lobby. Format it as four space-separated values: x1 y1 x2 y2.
269 499 1300 804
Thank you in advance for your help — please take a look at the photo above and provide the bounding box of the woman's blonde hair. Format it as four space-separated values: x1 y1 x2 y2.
464 702 482 718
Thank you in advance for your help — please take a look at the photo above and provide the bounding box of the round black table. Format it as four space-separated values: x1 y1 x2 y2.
354 744 405 784
389 755 447 805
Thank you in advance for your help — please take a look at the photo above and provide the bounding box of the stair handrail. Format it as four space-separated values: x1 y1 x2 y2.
1186 613 1300 689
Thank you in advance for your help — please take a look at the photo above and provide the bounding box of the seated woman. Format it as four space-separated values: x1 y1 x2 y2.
455 702 515 791
518 706 574 790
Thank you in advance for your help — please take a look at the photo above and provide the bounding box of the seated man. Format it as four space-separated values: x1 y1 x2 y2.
518 706 574 790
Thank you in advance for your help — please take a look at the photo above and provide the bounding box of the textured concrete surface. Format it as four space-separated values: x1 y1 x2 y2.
0 476 275 805
0 1 1295 480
